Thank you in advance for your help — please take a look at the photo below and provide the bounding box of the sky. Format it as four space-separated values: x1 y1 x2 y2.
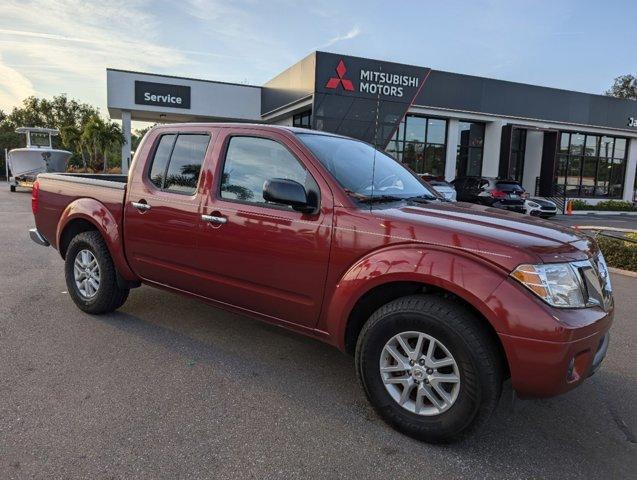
0 0 635 129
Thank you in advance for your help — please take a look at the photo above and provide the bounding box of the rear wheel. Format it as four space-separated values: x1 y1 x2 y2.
10 185 16 192
355 294 502 443
65 231 129 314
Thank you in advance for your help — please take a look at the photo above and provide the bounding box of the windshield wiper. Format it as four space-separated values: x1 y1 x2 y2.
344 191 405 203
357 194 405 204
405 194 438 203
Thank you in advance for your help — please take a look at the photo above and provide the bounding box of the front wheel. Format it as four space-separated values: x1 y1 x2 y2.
355 295 502 443
65 231 129 314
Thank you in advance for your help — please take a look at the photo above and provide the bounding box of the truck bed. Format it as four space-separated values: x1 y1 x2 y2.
34 172 128 252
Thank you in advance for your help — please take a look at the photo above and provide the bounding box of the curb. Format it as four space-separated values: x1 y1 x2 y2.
608 267 637 278
567 211 637 216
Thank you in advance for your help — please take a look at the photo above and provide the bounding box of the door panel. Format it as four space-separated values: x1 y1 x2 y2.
124 129 213 291
194 129 333 328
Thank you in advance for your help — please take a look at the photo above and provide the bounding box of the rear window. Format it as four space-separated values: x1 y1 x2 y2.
496 181 524 192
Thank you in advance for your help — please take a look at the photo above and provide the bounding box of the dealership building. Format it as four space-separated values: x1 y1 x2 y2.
107 51 637 203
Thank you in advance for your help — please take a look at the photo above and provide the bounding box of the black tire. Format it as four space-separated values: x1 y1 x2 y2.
355 294 502 443
65 231 129 314
10 185 16 192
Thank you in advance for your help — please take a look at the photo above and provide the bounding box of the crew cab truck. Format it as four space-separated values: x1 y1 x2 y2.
29 124 613 443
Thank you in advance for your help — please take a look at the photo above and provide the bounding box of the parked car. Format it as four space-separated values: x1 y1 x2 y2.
29 124 613 443
452 176 526 213
524 197 558 218
420 175 456 201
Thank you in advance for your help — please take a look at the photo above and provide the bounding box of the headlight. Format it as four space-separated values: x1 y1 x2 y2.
511 262 587 307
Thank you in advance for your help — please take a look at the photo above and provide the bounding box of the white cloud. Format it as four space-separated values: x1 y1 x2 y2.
0 0 205 111
0 53 36 111
322 25 360 48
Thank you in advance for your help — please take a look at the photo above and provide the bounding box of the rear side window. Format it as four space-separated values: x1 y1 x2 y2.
149 134 175 189
220 136 310 207
147 133 210 195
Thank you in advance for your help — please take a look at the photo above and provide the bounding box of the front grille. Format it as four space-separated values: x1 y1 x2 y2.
540 205 556 211
578 253 613 311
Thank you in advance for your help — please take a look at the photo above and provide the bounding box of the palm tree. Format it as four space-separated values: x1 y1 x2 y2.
81 115 105 170
100 122 124 172
60 124 88 171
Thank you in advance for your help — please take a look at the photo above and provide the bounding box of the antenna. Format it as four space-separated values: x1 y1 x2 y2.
369 65 382 212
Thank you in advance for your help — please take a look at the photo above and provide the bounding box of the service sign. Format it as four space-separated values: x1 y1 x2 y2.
315 53 428 103
135 81 191 109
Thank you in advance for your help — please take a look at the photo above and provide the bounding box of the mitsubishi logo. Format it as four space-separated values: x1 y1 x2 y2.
325 60 354 91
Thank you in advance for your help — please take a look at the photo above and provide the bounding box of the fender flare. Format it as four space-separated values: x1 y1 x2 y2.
56 198 138 282
320 244 510 351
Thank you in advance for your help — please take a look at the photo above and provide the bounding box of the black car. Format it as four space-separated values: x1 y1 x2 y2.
452 177 526 213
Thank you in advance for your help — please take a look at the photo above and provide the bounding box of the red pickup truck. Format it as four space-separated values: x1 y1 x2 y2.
30 123 613 442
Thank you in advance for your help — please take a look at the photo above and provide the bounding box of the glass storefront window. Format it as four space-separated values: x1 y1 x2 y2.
405 116 427 143
559 133 570 154
554 131 628 199
386 115 448 177
456 121 485 177
570 133 585 155
585 135 599 156
427 119 446 144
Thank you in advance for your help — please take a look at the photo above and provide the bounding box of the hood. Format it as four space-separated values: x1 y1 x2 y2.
373 200 596 270
528 197 557 207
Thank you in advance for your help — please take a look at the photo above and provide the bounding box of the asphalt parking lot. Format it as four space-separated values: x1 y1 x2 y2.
1 187 636 479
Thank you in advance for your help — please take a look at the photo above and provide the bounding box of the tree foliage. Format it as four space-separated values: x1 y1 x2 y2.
605 74 637 100
1 94 125 175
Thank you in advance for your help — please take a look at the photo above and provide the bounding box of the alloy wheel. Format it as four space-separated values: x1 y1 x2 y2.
379 331 460 416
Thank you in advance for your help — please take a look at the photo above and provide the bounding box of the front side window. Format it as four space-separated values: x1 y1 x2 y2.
220 136 310 207
147 133 209 194
298 133 437 201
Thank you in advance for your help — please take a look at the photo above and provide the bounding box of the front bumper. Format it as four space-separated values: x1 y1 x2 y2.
29 228 50 247
488 278 613 398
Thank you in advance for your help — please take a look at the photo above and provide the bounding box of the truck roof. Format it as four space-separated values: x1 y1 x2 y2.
151 122 346 138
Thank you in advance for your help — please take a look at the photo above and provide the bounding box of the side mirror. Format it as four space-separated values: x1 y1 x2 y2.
263 178 316 213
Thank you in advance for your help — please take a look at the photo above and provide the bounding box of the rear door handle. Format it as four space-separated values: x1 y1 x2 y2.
132 201 151 212
201 214 227 225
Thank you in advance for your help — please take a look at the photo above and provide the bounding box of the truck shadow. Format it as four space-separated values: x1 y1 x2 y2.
93 286 636 477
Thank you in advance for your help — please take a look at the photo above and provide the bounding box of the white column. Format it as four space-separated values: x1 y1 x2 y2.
622 138 637 202
522 131 543 194
121 110 132 175
444 119 459 181
482 120 504 177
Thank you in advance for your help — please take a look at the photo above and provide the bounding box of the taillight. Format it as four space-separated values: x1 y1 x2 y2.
31 180 40 215
490 188 506 199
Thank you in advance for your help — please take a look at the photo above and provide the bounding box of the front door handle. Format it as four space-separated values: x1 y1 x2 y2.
132 201 151 212
201 214 227 225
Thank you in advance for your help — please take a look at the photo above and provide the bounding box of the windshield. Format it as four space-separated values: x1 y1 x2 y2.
297 133 437 201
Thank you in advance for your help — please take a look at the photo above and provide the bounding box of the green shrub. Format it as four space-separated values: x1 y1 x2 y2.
570 199 589 210
595 200 637 211
597 233 637 272
570 199 637 212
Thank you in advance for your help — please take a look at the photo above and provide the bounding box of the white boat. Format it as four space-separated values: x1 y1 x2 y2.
6 127 72 191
